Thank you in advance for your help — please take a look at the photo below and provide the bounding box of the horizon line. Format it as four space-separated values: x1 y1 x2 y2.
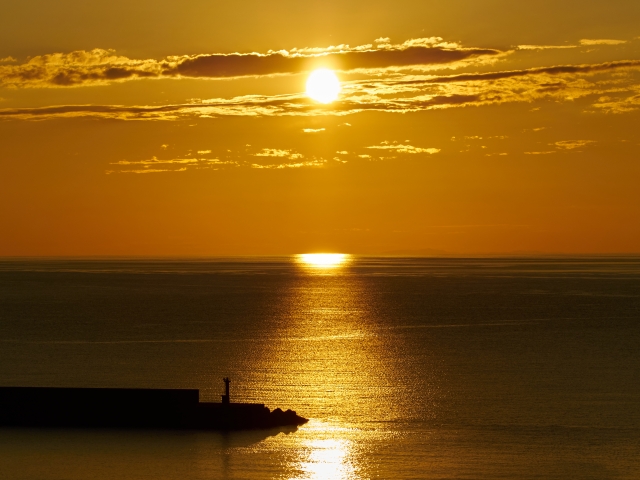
2 253 640 260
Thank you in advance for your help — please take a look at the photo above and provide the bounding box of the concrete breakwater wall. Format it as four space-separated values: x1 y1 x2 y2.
0 386 307 430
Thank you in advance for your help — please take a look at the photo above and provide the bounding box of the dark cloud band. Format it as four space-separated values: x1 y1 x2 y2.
389 59 640 86
0 40 501 88
169 46 499 79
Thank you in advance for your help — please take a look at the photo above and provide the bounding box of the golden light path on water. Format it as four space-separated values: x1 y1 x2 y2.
233 254 424 479
295 424 358 479
289 253 360 478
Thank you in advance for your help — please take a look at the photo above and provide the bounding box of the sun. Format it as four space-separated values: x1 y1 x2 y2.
298 253 348 268
306 69 341 104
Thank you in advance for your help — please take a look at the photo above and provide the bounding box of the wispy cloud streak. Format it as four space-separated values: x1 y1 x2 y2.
367 142 440 154
106 155 236 174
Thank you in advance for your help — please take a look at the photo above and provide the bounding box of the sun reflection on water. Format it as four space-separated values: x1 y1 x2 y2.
233 255 425 479
289 422 359 480
298 254 349 269
298 439 356 479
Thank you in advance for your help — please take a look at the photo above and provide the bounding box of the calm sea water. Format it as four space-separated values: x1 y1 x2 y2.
0 256 639 479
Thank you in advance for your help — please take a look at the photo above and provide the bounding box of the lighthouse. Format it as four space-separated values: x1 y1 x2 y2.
221 377 231 404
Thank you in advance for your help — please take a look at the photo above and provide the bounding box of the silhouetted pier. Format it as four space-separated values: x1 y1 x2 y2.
0 379 307 431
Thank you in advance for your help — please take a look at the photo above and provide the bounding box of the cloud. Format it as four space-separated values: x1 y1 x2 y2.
3 60 640 120
0 49 163 88
367 142 440 154
106 150 330 173
580 39 627 46
517 39 628 50
302 128 325 133
591 88 640 113
553 140 595 150
401 59 640 85
517 45 577 50
112 156 199 165
253 148 304 159
350 59 640 113
107 155 234 174
197 149 211 154
0 103 195 119
0 38 501 89
168 37 499 79
524 151 556 155
106 167 188 174
251 158 325 169
0 56 17 63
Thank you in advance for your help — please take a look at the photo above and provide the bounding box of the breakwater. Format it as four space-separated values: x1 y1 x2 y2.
0 386 307 431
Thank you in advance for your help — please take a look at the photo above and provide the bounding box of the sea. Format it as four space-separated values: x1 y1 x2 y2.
0 256 638 479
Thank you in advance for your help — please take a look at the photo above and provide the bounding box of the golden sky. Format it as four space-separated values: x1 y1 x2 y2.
1 0 639 255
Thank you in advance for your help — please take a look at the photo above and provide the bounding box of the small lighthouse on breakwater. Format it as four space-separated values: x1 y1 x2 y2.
222 377 231 404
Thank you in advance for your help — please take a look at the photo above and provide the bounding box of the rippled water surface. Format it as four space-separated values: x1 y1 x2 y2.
1 257 639 479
